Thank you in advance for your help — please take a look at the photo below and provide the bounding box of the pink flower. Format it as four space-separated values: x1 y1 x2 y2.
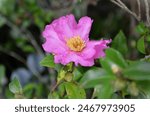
42 14 111 66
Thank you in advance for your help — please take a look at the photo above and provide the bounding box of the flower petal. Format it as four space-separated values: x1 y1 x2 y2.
42 25 66 53
79 47 96 59
76 16 93 41
52 14 77 40
54 52 94 66
87 39 111 58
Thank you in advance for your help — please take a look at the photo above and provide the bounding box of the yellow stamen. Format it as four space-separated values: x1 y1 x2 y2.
66 36 85 52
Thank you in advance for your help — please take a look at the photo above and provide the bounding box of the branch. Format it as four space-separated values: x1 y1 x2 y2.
111 0 140 21
137 0 141 20
144 0 150 26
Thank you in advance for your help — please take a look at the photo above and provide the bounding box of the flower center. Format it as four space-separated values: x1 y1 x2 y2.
66 36 85 52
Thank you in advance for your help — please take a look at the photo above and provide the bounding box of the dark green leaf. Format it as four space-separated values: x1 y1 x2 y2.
64 82 86 99
137 37 146 54
112 30 128 55
58 83 65 97
9 77 22 94
123 62 150 80
137 81 150 98
135 23 146 34
0 65 5 85
73 68 82 81
5 88 14 99
79 67 115 88
40 54 55 68
23 83 36 98
146 35 150 42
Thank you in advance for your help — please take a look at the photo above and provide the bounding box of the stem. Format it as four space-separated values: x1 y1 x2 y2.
51 79 64 93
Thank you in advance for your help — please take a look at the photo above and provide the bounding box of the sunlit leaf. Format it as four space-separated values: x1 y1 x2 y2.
64 82 86 99
48 92 59 99
40 54 55 68
137 36 146 54
136 23 145 34
80 67 115 88
9 77 22 94
93 82 113 99
112 30 128 55
123 62 150 80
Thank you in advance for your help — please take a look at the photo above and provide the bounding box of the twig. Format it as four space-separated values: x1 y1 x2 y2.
137 0 141 21
144 0 150 26
111 0 140 21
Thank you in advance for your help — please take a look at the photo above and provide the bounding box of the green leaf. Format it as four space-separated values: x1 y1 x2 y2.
5 88 14 99
137 37 146 54
112 30 128 55
79 67 115 88
106 48 128 68
23 83 36 98
0 65 5 85
123 61 150 80
0 16 6 27
100 58 115 74
135 23 148 35
100 48 128 74
40 54 55 68
146 35 150 42
48 92 60 99
137 81 150 98
93 82 113 99
64 82 86 99
9 78 22 94
73 68 82 81
58 83 65 97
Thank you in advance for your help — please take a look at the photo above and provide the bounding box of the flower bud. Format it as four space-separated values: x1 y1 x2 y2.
113 78 126 91
127 82 139 96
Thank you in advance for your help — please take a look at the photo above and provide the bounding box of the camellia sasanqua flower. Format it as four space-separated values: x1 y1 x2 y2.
42 14 111 66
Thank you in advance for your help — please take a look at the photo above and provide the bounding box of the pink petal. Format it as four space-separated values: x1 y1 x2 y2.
79 46 96 59
54 52 94 66
87 39 111 59
52 14 77 40
76 16 93 42
42 25 66 53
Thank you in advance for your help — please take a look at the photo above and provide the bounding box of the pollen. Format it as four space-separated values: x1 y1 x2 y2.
66 36 85 52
